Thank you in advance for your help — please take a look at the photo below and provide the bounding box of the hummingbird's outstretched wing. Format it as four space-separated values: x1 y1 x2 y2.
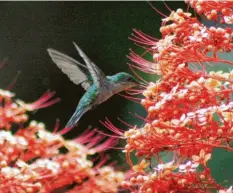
47 48 91 90
73 42 109 89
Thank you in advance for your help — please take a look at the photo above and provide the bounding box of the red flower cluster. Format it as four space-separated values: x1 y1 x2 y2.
186 0 233 24
122 2 233 193
0 90 124 193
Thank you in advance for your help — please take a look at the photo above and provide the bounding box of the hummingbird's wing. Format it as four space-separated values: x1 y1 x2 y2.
47 48 91 90
73 42 109 90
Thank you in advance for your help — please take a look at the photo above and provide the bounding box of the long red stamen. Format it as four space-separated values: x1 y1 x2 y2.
147 1 168 18
100 118 124 136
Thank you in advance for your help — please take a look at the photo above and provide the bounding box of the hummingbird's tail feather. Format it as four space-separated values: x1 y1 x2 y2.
65 107 85 128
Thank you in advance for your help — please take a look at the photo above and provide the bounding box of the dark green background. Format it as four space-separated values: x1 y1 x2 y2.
0 1 185 132
0 1 231 190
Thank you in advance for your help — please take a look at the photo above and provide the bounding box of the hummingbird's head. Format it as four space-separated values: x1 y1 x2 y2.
108 72 138 91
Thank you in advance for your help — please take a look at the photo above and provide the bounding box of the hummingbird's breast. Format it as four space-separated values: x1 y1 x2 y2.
96 89 115 105
94 83 118 105
88 82 125 108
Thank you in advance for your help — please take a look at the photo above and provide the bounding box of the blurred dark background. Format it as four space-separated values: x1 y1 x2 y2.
0 1 185 134
0 1 232 189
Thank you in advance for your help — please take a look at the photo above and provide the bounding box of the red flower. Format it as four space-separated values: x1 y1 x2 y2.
0 89 124 193
122 2 233 192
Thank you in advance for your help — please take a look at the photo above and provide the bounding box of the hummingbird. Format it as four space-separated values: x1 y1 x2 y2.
47 42 138 128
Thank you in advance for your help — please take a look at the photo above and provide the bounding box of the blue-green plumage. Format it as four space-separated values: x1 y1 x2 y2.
66 84 98 128
48 42 138 128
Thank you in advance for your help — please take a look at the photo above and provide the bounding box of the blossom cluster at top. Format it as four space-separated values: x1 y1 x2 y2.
121 2 233 193
0 89 124 193
186 0 233 24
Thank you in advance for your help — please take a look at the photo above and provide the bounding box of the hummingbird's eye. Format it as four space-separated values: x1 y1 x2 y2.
126 76 136 83
125 76 132 81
